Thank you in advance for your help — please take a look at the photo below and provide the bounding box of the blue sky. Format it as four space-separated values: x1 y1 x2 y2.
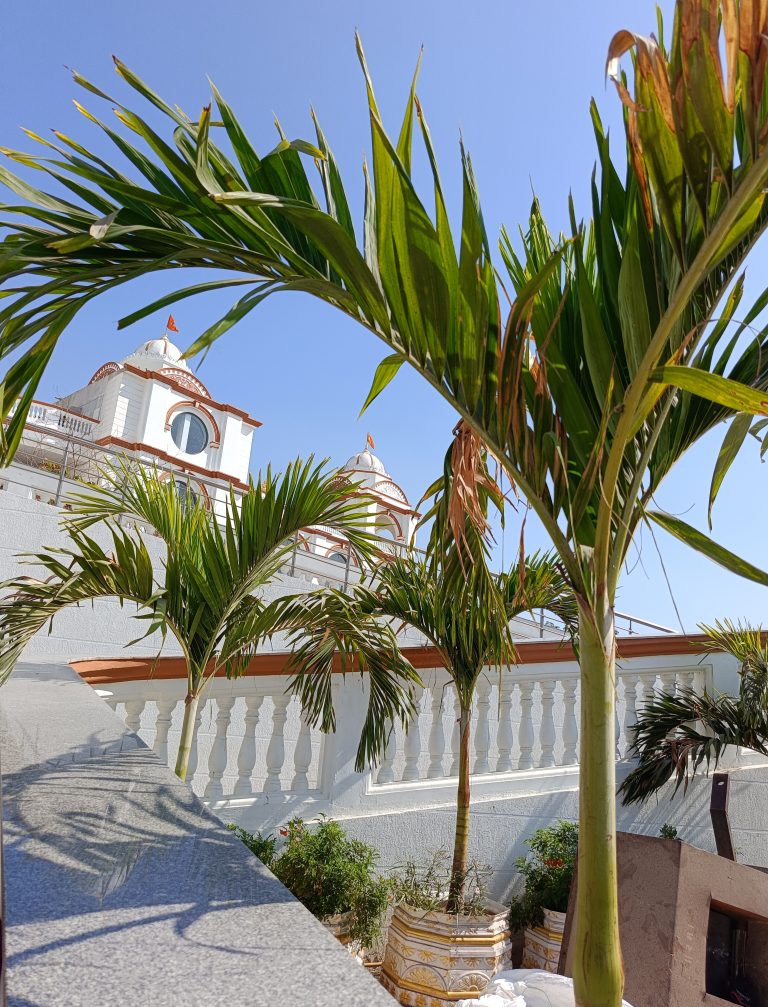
2 1 767 631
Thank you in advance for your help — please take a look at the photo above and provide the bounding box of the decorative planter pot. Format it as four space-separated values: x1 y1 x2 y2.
381 900 511 1006
323 910 358 954
521 907 566 973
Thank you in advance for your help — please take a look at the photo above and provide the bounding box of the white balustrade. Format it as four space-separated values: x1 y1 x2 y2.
539 679 557 768
263 693 291 795
95 657 718 833
153 696 178 767
291 716 313 793
124 699 146 735
448 690 462 778
184 702 206 783
659 670 677 695
234 693 264 796
204 695 236 800
427 683 447 780
402 686 424 782
561 678 579 765
622 673 640 756
473 675 492 775
376 727 397 785
496 674 515 773
517 681 535 771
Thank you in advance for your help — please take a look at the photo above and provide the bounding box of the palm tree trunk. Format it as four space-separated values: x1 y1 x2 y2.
447 702 471 913
175 691 199 781
572 601 624 1007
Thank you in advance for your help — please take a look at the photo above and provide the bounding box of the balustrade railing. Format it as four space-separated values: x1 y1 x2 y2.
26 401 97 439
94 657 713 830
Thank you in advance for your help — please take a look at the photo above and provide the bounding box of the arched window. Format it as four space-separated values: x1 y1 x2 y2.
329 551 347 564
174 478 198 510
170 411 208 454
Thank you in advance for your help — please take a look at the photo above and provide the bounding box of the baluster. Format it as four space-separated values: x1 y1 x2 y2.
291 712 313 793
448 690 462 777
659 670 677 696
124 699 146 736
636 674 651 713
184 701 205 784
234 693 264 796
376 726 397 784
427 684 447 779
561 678 579 765
681 668 696 691
539 679 556 768
204 695 236 800
496 673 515 773
152 696 178 767
518 681 535 770
98 691 118 712
473 676 492 775
622 673 640 757
691 667 706 694
263 693 291 795
402 686 424 781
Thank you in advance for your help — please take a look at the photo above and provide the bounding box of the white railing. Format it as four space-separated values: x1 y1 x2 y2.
95 654 714 831
26 401 97 439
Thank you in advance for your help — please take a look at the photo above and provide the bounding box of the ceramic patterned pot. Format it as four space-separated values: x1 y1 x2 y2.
381 900 511 1006
324 910 358 954
521 907 566 973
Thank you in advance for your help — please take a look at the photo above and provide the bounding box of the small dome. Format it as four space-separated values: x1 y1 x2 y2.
122 336 191 373
343 448 388 477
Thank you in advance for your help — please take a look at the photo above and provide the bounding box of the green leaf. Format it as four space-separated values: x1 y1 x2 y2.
648 510 768 586
708 412 752 527
360 354 404 414
651 366 768 415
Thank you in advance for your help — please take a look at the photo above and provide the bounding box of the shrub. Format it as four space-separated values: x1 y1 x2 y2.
508 821 578 930
659 823 678 840
230 816 389 946
226 822 277 867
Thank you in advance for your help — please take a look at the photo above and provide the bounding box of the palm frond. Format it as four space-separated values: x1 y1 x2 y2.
620 621 768 805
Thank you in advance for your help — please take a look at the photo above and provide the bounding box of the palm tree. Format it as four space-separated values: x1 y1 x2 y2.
4 3 768 1002
279 455 575 911
620 621 768 806
0 459 418 780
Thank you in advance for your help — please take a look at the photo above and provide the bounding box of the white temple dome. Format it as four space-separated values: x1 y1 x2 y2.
122 336 191 373
343 448 388 476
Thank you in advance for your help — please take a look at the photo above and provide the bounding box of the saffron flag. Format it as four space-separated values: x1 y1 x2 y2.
366 432 375 450
167 314 179 333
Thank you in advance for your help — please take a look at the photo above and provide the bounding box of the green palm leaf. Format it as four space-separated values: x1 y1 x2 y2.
0 458 389 779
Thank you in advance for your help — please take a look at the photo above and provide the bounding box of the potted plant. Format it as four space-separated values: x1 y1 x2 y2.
509 821 578 973
283 454 576 1005
383 850 511 1005
229 817 389 953
283 458 574 1003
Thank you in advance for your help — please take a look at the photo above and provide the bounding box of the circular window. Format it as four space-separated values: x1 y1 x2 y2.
170 411 208 454
329 551 347 564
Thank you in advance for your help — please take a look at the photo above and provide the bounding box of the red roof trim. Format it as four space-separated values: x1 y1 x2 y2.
122 363 262 427
93 436 249 490
72 633 712 685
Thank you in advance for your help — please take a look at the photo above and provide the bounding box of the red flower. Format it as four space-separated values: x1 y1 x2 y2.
545 858 565 869
279 828 288 837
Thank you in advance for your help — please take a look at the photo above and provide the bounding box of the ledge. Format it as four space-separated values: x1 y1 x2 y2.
0 662 393 1007
72 632 713 684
